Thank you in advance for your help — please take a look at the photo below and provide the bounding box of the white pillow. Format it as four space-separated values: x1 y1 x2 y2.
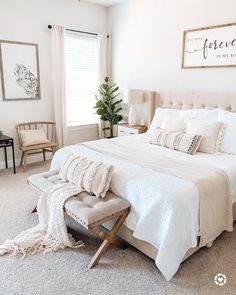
148 108 188 135
218 110 236 154
146 110 200 143
148 108 221 134
19 129 49 147
160 115 185 131
190 108 221 121
186 119 223 154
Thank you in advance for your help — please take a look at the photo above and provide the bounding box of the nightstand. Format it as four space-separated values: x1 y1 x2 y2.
118 124 147 137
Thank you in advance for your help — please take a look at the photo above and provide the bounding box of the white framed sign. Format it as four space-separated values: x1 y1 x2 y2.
0 40 41 101
182 22 236 68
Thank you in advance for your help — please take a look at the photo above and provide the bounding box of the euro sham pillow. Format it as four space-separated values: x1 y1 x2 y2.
148 127 202 155
218 110 236 154
160 115 186 132
19 129 49 147
147 107 221 135
186 119 223 154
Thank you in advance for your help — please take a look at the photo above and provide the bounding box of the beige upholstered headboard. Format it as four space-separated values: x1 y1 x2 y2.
143 90 236 128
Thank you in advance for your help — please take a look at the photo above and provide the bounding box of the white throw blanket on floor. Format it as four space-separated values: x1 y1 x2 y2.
0 155 113 257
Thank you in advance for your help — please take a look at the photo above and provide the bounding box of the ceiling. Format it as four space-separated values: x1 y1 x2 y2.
82 0 127 7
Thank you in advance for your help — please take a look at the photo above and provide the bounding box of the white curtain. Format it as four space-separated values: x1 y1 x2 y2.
97 33 110 138
51 26 67 148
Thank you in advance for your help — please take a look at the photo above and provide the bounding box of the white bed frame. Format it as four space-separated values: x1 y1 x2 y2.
109 90 236 261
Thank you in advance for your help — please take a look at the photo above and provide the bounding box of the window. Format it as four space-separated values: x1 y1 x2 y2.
65 31 98 126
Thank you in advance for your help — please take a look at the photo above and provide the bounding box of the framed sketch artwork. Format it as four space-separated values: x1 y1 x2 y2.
0 40 41 100
182 22 236 68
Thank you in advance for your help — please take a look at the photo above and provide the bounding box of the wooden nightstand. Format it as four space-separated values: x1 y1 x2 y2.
118 124 147 137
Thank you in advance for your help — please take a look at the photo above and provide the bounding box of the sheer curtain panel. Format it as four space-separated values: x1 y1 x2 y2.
51 26 67 148
97 33 110 138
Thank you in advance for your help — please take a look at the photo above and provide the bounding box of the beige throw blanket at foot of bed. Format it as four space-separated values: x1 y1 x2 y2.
0 155 113 257
84 140 233 247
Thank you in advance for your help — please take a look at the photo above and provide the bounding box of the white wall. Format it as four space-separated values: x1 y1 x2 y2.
109 0 236 92
0 0 107 169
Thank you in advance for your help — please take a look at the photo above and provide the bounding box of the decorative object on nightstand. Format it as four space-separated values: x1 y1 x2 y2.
118 124 147 137
0 135 16 174
124 89 144 126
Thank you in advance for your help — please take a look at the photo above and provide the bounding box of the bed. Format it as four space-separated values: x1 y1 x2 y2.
51 90 236 280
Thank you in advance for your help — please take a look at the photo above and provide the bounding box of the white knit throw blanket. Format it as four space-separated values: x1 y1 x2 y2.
0 154 113 257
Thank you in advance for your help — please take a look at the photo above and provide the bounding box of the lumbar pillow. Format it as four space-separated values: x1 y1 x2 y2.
19 129 49 146
186 119 223 154
218 110 236 154
148 127 202 155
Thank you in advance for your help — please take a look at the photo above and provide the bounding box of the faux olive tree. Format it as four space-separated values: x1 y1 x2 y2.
94 77 123 138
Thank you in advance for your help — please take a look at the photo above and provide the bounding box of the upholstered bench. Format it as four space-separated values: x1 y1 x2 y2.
27 171 130 268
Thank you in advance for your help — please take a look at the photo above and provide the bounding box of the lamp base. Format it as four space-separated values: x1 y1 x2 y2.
128 105 137 126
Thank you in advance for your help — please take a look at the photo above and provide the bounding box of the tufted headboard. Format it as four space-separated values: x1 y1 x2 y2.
143 90 236 128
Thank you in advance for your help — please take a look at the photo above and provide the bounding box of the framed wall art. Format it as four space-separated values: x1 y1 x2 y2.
182 22 236 68
0 40 41 101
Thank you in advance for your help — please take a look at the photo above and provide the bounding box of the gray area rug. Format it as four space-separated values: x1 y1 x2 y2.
0 162 235 295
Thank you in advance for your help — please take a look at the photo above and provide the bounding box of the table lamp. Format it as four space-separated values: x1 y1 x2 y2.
124 89 144 126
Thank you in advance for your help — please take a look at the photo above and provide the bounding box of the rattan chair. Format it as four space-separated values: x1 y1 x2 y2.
16 122 57 171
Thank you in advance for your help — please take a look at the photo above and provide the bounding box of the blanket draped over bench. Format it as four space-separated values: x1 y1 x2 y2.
0 155 113 257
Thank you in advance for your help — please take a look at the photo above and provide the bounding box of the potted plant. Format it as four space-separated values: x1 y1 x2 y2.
0 130 3 138
94 77 123 138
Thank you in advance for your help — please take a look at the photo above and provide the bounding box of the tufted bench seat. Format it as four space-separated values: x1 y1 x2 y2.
27 171 130 268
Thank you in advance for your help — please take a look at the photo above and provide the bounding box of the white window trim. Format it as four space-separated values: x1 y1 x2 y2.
67 122 98 131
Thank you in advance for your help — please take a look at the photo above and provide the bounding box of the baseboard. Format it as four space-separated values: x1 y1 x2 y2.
0 153 53 170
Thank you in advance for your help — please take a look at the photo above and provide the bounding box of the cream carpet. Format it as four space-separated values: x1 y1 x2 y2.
0 162 235 295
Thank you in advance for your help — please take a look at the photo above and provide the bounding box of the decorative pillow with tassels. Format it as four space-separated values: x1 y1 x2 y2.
58 154 113 198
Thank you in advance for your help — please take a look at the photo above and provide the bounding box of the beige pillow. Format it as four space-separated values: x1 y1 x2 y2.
186 119 223 154
149 127 202 155
19 129 49 146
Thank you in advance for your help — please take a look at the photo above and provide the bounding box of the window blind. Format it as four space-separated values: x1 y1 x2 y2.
65 31 98 125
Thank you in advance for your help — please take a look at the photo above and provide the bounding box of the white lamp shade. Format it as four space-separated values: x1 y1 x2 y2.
124 89 144 104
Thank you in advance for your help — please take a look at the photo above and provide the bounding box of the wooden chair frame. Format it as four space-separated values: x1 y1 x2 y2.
16 121 57 171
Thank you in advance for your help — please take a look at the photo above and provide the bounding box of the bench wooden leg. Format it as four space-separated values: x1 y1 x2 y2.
88 209 130 269
88 240 110 269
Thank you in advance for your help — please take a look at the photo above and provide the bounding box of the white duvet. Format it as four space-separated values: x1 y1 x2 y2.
51 135 236 280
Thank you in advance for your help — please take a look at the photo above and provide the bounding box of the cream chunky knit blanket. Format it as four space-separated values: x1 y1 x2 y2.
0 154 113 257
